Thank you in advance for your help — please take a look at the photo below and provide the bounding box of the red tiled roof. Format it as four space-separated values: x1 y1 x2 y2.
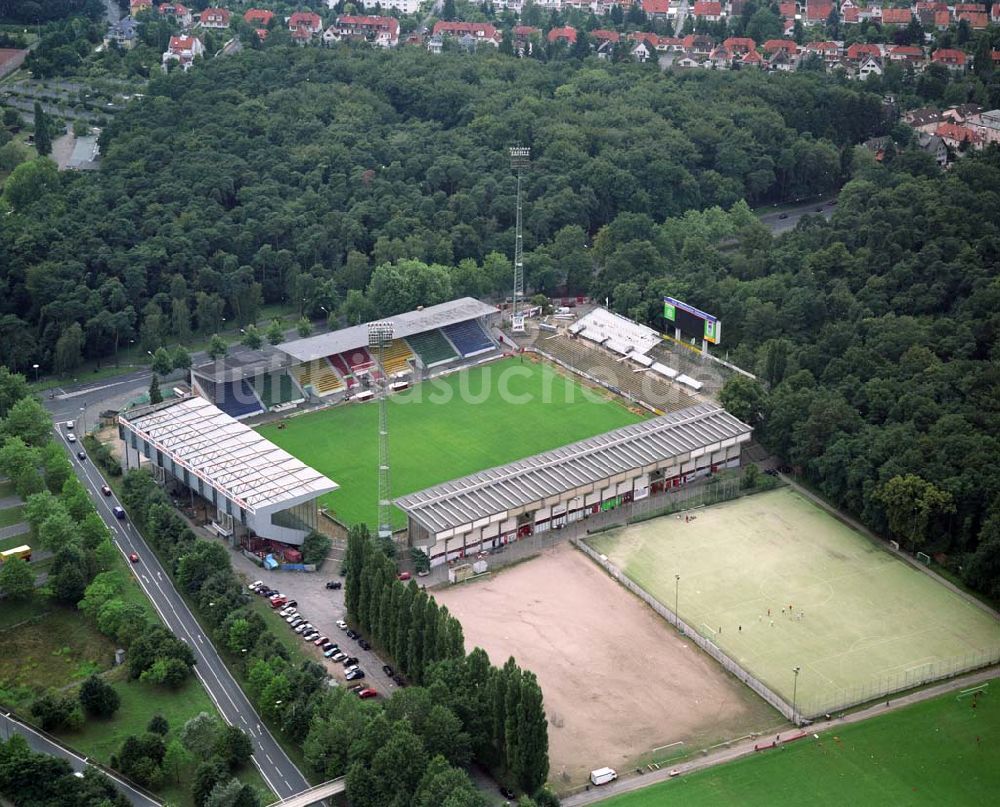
935 122 982 142
805 40 840 52
881 8 913 24
289 11 322 29
993 50 1000 63
723 37 756 52
547 26 578 44
953 3 985 11
933 10 951 26
642 0 672 13
159 3 189 16
692 1 723 16
591 29 621 43
432 21 500 39
742 49 764 62
243 9 274 25
806 3 833 20
889 45 924 57
843 7 859 21
763 38 798 53
931 48 967 64
846 42 881 59
168 34 199 52
958 11 988 27
513 25 541 36
337 15 399 34
255 28 268 40
779 2 797 17
201 7 230 24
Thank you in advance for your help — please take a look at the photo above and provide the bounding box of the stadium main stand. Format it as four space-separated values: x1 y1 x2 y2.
252 371 303 409
442 320 494 357
326 352 357 388
571 308 661 356
203 378 264 419
379 340 416 376
293 359 344 397
406 330 458 368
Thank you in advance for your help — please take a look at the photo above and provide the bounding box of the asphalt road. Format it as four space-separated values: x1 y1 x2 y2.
53 427 310 802
0 710 160 807
758 197 836 234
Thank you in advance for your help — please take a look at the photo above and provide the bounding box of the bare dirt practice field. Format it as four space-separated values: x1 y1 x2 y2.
434 543 778 787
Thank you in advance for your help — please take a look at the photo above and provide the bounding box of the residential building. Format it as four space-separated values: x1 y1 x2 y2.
857 55 883 79
642 0 672 18
969 109 1000 145
888 44 925 64
632 40 653 62
722 37 756 54
881 8 913 25
328 16 400 48
130 0 152 14
200 7 231 29
357 0 421 13
763 38 798 56
162 34 204 70
108 16 140 50
741 49 764 68
159 3 193 28
804 1 833 24
692 1 723 20
243 9 275 27
935 121 983 149
289 11 324 38
548 26 578 45
804 40 842 66
958 11 988 28
916 132 948 166
931 48 967 71
846 42 882 62
431 22 502 46
769 48 800 71
512 25 542 55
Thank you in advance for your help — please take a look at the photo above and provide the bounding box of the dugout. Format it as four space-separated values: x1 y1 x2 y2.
396 402 751 567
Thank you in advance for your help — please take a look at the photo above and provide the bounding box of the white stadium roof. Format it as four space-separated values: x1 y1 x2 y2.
120 397 337 513
279 297 499 363
396 403 751 534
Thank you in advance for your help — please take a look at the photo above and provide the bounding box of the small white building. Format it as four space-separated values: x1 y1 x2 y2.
162 35 204 71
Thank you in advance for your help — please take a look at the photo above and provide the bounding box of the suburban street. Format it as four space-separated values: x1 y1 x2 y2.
0 710 160 807
52 428 311 803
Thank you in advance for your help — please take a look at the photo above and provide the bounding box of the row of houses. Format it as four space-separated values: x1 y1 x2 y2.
904 104 1000 149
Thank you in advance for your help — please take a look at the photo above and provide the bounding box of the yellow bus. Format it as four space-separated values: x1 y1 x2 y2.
0 545 32 563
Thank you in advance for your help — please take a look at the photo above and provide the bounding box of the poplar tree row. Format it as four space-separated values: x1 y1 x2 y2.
344 525 551 795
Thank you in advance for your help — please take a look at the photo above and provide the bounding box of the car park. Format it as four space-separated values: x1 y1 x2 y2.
382 665 394 677
345 669 365 681
336 620 347 630
100 485 112 496
358 688 377 699
325 581 342 590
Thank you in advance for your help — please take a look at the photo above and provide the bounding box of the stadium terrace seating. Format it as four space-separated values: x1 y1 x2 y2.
379 339 415 376
293 359 344 397
326 352 357 388
341 347 382 381
442 320 494 357
210 379 264 419
573 307 660 356
252 372 302 409
405 329 458 367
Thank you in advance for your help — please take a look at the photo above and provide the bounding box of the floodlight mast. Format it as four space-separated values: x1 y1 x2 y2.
368 321 395 540
510 146 530 331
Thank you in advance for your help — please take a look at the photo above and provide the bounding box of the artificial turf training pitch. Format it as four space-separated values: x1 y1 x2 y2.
597 684 1000 806
587 488 1000 715
258 357 644 529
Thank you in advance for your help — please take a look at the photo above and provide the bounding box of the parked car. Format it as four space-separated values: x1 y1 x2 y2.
323 647 340 658
279 607 296 617
499 785 516 800
346 629 357 640
289 618 304 628
416 569 430 577
294 623 313 634
270 597 288 609
284 600 297 608
345 669 365 681
303 631 319 641
325 581 342 590
313 635 329 646
128 552 139 563
358 688 377 699
349 684 365 694
112 506 126 520
248 580 263 591
331 652 347 662
358 639 371 651
336 620 348 630
392 674 406 687
100 485 112 497
321 642 336 652
397 572 412 581
382 665 394 677
285 612 301 622
343 665 359 674
341 656 358 666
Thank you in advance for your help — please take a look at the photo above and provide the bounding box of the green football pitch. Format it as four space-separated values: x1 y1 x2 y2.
258 358 644 529
598 684 1000 806
588 488 1000 715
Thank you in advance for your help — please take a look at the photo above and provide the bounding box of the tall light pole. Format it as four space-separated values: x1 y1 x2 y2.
792 665 801 726
32 363 39 383
368 321 394 540
509 146 530 332
674 574 681 632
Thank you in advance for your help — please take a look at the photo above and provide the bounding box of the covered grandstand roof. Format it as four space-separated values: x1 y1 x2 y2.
191 348 292 384
396 403 750 534
119 397 337 513
278 297 499 363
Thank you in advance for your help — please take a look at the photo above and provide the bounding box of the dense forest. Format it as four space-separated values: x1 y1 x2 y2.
0 45 886 372
0 0 103 23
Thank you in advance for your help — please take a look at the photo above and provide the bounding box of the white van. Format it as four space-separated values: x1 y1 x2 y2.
590 767 617 786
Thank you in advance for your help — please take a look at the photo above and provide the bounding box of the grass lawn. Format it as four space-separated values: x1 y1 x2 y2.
0 505 25 528
599 685 1000 806
59 671 271 807
0 597 118 712
588 488 1000 716
259 357 645 529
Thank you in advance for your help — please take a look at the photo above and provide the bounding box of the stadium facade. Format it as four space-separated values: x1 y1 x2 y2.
118 397 337 546
397 402 751 566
